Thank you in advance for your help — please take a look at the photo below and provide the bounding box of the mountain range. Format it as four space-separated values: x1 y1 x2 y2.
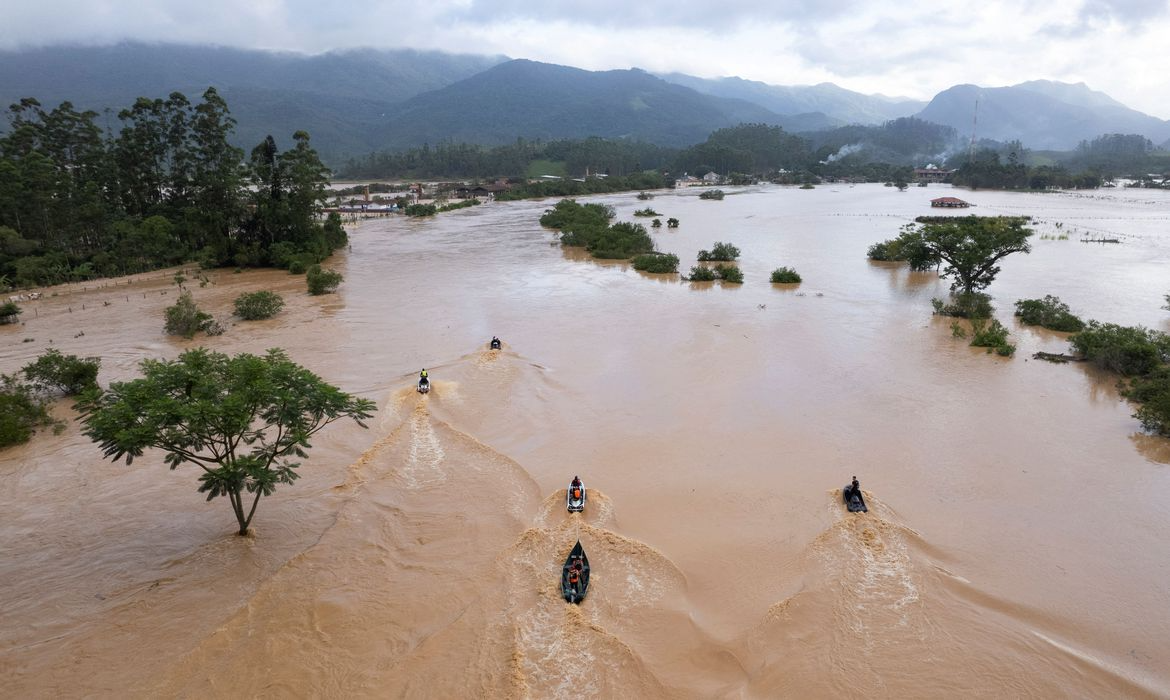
2 43 1168 163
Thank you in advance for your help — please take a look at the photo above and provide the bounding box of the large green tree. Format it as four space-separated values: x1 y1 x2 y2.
912 216 1033 295
77 348 374 536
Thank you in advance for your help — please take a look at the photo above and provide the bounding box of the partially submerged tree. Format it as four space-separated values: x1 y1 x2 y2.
77 348 375 535
919 216 1033 295
22 349 101 395
164 290 220 338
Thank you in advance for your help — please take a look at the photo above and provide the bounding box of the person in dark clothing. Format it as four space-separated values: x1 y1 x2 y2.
849 476 861 500
490 336 501 349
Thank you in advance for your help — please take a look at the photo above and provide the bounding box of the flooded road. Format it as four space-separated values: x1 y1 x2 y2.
2 183 1169 697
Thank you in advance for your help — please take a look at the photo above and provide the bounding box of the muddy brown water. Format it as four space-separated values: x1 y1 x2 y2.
2 184 1169 698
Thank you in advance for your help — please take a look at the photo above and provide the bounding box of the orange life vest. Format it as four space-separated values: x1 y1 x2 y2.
573 488 581 499
569 570 579 584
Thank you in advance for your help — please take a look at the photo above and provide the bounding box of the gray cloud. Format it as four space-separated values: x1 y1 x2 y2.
448 0 866 31
0 0 1167 118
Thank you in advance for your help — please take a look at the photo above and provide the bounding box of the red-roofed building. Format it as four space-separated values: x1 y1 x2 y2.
930 196 970 208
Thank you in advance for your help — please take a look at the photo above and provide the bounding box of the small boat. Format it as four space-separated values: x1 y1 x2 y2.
843 485 867 513
417 378 430 394
561 540 590 604
567 479 586 512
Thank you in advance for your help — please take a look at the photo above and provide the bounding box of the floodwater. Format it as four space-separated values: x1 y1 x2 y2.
2 183 1169 698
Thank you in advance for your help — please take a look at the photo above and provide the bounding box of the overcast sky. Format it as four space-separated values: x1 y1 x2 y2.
2 0 1168 118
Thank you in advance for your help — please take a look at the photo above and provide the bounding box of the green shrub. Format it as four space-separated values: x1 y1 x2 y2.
632 253 679 273
699 189 725 200
0 300 20 324
1124 365 1170 436
585 221 654 259
404 203 437 217
866 227 938 270
932 293 994 320
540 200 652 259
636 192 654 200
651 218 662 228
21 349 100 395
697 242 740 262
306 265 343 295
716 265 744 284
0 375 56 448
686 266 717 281
1069 322 1170 375
540 199 614 231
634 208 661 217
771 267 802 283
437 198 481 213
164 291 216 339
233 291 285 320
970 319 1015 356
1014 295 1085 332
288 259 307 274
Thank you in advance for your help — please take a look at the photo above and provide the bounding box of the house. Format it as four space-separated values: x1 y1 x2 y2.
915 166 955 183
931 196 970 208
674 175 701 188
454 182 512 200
702 171 721 184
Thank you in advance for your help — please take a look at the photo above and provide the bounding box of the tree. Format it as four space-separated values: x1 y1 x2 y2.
164 290 217 338
233 290 285 320
915 217 1033 295
77 348 375 535
21 349 100 395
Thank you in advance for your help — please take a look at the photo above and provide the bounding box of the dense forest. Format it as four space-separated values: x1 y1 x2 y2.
0 89 344 289
341 117 1170 186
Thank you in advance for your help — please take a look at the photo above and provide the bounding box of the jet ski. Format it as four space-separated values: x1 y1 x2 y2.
417 377 430 394
843 485 867 513
567 479 586 512
561 540 590 604
490 337 501 350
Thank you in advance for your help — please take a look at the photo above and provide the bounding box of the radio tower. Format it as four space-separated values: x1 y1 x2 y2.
968 96 980 163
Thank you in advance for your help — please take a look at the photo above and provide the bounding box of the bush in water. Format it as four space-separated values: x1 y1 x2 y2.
686 265 717 282
164 291 217 338
632 253 679 273
697 242 740 262
0 374 58 448
771 267 802 283
633 208 661 217
1014 295 1084 332
1124 365 1170 437
0 300 22 324
21 349 100 395
404 203 437 217
233 291 285 320
931 292 994 320
306 265 343 295
969 318 1015 356
716 264 744 284
1069 322 1170 376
